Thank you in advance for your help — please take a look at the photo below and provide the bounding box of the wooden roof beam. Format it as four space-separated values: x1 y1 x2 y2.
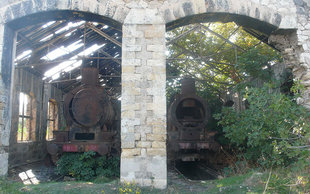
86 23 121 47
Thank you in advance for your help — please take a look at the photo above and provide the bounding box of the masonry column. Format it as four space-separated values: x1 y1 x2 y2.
121 8 167 189
0 23 14 176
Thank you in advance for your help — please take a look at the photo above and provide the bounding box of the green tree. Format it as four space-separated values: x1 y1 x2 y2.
166 22 282 96
215 84 310 168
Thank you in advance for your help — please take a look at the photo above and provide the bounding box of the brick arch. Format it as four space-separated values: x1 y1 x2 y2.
161 0 285 33
1 0 128 25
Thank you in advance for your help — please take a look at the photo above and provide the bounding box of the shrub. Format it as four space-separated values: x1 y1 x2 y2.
215 84 310 168
56 151 119 181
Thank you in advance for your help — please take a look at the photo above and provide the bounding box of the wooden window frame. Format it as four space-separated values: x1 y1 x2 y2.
18 92 34 142
46 99 58 140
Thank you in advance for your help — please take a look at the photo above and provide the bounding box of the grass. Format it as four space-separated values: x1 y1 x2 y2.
1 168 309 194
205 172 266 194
0 172 267 194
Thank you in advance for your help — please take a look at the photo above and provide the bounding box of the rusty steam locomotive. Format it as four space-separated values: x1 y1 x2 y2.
167 78 220 162
47 66 120 161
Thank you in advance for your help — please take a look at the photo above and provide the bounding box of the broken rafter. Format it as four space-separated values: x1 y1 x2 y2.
17 32 34 48
49 75 121 84
15 56 122 69
214 25 241 54
172 42 231 77
167 24 200 45
98 48 121 65
86 23 122 47
198 24 245 52
32 22 85 55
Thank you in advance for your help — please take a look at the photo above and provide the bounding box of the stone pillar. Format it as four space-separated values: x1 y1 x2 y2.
295 2 310 108
120 8 167 189
0 23 13 176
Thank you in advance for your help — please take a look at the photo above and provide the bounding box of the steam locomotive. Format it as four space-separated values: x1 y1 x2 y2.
47 66 120 162
167 78 220 163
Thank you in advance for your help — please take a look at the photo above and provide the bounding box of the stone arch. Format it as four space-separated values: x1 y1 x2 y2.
0 0 129 25
161 0 297 30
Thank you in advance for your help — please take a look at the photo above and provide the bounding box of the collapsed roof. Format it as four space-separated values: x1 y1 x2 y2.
14 20 122 98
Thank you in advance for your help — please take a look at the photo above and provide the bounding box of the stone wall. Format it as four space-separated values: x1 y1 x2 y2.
0 0 310 190
269 1 310 108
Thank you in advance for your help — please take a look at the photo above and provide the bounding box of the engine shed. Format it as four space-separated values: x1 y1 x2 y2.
0 0 309 190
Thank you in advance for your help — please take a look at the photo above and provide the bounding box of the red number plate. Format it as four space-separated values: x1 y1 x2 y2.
63 144 78 152
85 144 98 152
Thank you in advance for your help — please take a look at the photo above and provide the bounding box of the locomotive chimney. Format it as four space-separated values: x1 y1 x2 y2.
181 78 196 95
81 59 99 86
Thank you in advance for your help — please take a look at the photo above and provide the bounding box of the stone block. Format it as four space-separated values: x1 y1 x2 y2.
121 118 141 129
146 103 166 113
147 59 165 66
135 66 142 74
123 86 141 95
146 156 167 179
135 110 141 118
135 171 153 179
146 117 166 126
136 141 152 148
113 6 130 23
124 45 142 52
152 51 166 59
122 66 135 74
122 50 136 59
121 158 140 176
123 25 144 38
146 134 166 141
122 142 135 148
152 125 166 134
145 27 165 38
121 110 135 118
146 95 153 103
122 37 136 45
147 148 166 156
146 45 164 52
135 51 153 60
135 133 141 141
124 9 165 25
152 141 166 148
122 148 141 157
134 125 152 133
123 59 142 66
152 179 167 189
147 110 153 117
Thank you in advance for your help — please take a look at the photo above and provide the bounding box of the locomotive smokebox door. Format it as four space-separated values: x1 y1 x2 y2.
71 88 103 127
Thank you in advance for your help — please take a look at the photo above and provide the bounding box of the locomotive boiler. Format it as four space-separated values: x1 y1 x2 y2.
168 78 219 162
47 66 119 161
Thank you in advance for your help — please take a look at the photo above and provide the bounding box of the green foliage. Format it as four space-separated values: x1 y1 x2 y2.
236 47 282 81
215 84 310 168
56 151 119 181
